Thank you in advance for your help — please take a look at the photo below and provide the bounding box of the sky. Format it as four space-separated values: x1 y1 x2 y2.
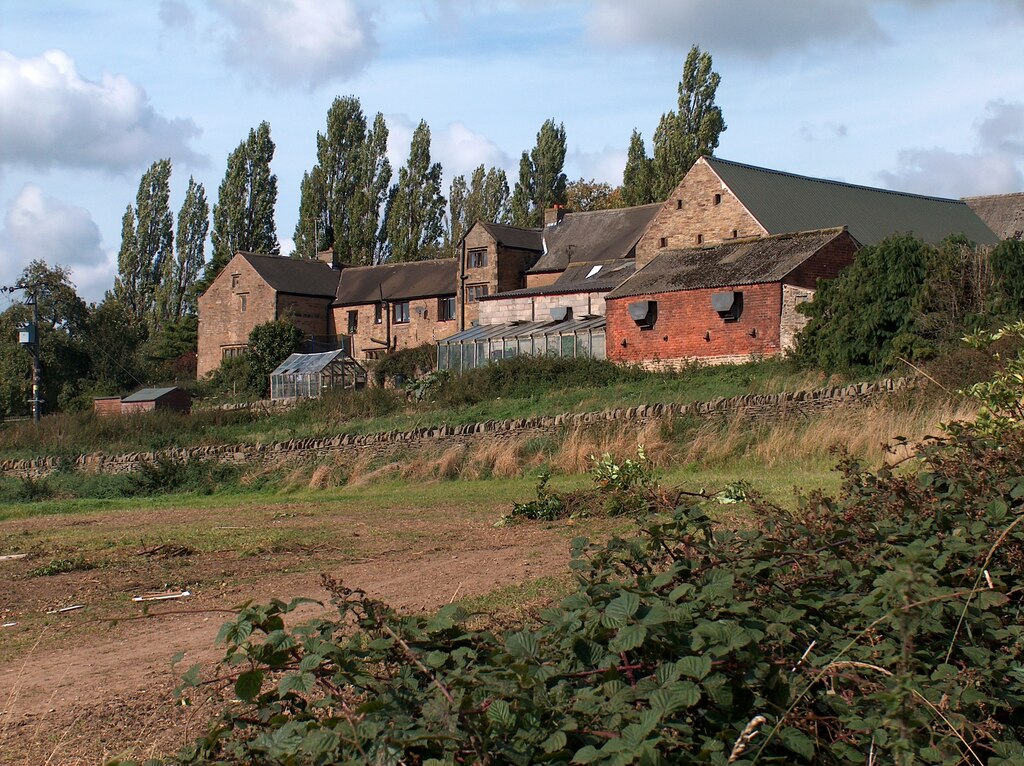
1 0 1022 306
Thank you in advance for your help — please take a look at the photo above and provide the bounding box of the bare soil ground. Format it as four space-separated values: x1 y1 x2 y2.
0 494 609 765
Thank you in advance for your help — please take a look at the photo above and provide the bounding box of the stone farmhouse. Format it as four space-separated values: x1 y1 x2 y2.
197 155 1003 381
964 192 1024 242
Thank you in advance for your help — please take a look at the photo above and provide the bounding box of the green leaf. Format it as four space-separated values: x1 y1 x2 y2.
676 655 712 680
602 591 641 628
180 663 202 687
486 699 515 728
779 727 815 760
298 653 325 671
235 669 263 701
573 745 600 764
278 671 316 696
610 624 647 653
506 630 540 659
424 650 448 668
543 730 568 753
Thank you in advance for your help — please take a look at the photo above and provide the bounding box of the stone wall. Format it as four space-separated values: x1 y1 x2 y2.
479 291 608 324
1 378 913 479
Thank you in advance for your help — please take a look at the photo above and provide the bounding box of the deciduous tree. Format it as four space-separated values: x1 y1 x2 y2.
511 119 568 227
565 178 623 212
446 165 511 255
161 177 209 320
621 129 655 206
381 120 446 262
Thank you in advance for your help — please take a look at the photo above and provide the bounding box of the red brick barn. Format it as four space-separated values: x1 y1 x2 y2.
605 228 859 368
119 387 192 415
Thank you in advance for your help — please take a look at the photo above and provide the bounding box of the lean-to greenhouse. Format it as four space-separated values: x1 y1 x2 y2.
437 316 606 373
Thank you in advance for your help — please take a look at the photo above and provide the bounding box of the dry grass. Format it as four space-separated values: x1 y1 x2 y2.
549 420 672 475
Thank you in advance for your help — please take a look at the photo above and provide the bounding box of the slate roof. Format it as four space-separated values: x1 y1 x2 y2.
963 192 1024 241
238 253 342 298
528 204 663 273
607 228 850 300
122 386 186 403
487 259 637 299
476 222 544 251
334 259 456 305
705 157 999 247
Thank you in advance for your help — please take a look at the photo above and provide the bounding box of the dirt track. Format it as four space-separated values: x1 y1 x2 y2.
0 497 599 765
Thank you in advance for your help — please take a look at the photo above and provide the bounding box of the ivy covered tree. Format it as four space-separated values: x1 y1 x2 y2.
293 98 391 265
447 165 511 255
649 46 726 201
511 119 568 227
205 122 279 286
381 120 446 262
246 319 303 396
114 159 174 324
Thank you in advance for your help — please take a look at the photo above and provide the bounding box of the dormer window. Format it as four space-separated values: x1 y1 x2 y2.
585 265 603 279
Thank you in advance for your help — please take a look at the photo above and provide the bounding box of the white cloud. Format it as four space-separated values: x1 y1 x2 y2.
209 0 378 88
567 146 628 186
0 50 205 172
879 100 1024 196
434 122 512 179
0 185 115 302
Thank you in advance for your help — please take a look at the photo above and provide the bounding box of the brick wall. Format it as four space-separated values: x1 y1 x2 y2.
479 291 608 324
607 282 783 366
197 256 279 377
1 378 912 479
635 159 765 269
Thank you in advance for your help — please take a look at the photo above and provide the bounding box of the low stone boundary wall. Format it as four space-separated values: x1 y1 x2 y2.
1 377 912 479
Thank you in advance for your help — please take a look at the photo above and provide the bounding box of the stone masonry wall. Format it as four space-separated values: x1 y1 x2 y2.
2 378 912 479
479 291 608 324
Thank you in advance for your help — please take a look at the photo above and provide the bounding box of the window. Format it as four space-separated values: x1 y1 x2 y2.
347 310 358 334
731 229 738 238
393 301 410 324
239 293 248 312
659 237 668 248
713 193 722 205
230 273 240 289
374 302 383 324
466 284 489 303
696 234 704 245
438 296 455 322
675 199 683 210
467 248 488 268
222 345 247 359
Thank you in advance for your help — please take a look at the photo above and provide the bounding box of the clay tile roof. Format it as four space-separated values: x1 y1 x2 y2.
528 203 663 273
607 228 849 300
477 222 544 251
333 259 457 305
705 157 999 246
239 253 341 298
963 192 1024 241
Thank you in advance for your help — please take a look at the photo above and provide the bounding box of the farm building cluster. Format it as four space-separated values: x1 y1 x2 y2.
195 155 1019 400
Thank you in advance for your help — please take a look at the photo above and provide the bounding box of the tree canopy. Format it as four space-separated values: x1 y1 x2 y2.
381 120 446 262
511 119 568 227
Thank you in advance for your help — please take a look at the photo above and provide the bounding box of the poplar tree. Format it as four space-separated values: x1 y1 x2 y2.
115 159 174 324
447 165 510 255
169 177 209 317
650 45 726 200
381 120 446 262
511 119 567 227
205 121 279 285
621 129 655 206
294 100 391 265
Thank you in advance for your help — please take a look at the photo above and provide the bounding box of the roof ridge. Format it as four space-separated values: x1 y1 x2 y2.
706 156 968 205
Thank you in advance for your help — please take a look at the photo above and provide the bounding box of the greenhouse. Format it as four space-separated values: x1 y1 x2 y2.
269 349 366 400
437 316 606 373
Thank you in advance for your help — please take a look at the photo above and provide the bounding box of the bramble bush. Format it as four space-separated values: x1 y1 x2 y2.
134 331 1024 766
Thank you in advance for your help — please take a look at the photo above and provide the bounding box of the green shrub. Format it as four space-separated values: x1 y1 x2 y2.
29 556 93 577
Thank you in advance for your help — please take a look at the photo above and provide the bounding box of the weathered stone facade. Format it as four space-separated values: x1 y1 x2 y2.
1 378 913 479
458 224 541 330
635 158 765 269
332 297 459 360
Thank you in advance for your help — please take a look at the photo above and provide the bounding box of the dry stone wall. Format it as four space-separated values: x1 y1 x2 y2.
1 378 912 479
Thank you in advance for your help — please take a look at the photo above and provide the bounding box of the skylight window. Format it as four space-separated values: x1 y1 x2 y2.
585 265 603 279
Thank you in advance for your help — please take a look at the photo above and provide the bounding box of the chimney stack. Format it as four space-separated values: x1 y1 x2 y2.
544 205 567 228
316 248 338 268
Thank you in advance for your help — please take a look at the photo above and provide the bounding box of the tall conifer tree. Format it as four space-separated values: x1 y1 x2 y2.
511 119 567 227
115 159 173 325
168 177 209 318
381 120 446 262
621 129 655 206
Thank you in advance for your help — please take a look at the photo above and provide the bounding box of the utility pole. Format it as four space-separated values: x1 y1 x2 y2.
4 283 42 421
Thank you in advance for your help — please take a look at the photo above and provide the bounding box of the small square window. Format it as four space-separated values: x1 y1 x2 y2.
393 301 410 324
731 229 738 238
231 273 240 289
659 237 668 248
675 199 683 210
713 193 722 205
466 284 489 303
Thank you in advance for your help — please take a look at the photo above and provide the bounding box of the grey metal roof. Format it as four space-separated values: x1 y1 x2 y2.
239 253 342 298
122 386 184 403
271 349 346 376
528 204 662 273
963 192 1024 241
438 315 606 344
706 157 999 246
334 259 456 305
489 258 636 299
607 227 851 300
477 222 544 251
